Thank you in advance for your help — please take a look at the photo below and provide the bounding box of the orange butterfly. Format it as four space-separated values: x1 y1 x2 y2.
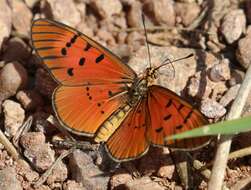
31 19 209 162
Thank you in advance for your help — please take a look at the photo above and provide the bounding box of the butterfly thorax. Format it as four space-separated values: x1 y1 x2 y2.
127 68 158 106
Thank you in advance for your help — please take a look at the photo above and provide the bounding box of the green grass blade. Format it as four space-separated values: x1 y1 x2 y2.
166 116 251 141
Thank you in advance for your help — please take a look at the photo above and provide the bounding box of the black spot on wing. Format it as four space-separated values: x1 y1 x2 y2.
108 90 113 97
184 110 193 124
66 42 71 47
84 43 91 51
163 114 172 121
61 48 67 55
79 57 85 66
67 68 74 76
71 34 78 43
166 99 172 108
156 127 163 133
96 54 104 63
176 125 183 130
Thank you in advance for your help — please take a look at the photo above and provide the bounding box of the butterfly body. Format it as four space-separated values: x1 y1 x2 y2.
31 19 209 162
95 69 155 142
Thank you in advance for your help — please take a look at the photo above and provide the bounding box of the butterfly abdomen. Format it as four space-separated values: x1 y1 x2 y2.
94 104 132 143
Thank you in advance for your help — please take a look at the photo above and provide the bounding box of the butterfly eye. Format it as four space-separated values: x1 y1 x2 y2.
152 71 158 79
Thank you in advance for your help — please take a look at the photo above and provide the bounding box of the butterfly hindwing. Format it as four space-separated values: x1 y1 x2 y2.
31 19 136 85
105 98 150 161
147 85 209 149
53 84 128 136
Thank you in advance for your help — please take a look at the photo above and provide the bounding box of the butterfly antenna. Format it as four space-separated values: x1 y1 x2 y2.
160 56 176 79
142 14 152 68
154 53 194 71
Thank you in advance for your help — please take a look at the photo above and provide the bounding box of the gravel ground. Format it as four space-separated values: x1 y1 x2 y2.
0 0 251 189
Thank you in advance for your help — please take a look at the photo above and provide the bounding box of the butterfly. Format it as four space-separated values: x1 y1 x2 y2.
31 19 209 162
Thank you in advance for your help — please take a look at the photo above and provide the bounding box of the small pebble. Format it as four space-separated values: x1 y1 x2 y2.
47 160 68 185
8 0 32 37
157 163 175 179
125 176 165 190
138 148 163 176
175 2 201 26
0 62 28 104
77 22 94 38
90 0 122 19
75 1 86 19
201 99 226 118
0 150 14 170
96 28 116 47
85 14 98 34
144 0 175 26
228 69 244 86
221 9 246 44
187 72 211 99
126 31 144 52
113 14 127 29
69 150 109 190
110 169 133 189
3 37 30 62
236 33 251 69
24 0 40 8
219 84 240 107
20 132 46 150
209 59 231 82
2 100 25 138
20 132 55 172
0 0 12 48
16 90 44 111
15 159 39 182
0 167 22 190
63 180 86 190
127 1 142 27
45 0 81 27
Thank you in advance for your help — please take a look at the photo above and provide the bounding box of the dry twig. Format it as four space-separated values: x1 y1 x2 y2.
208 65 251 189
0 129 20 160
33 147 75 188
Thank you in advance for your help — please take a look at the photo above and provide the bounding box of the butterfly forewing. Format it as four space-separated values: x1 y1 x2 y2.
31 19 136 86
31 19 136 137
147 85 209 149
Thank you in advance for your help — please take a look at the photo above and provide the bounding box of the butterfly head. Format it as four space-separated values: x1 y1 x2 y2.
145 67 158 84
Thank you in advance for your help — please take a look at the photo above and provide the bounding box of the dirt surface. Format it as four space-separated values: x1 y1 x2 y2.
0 0 251 189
